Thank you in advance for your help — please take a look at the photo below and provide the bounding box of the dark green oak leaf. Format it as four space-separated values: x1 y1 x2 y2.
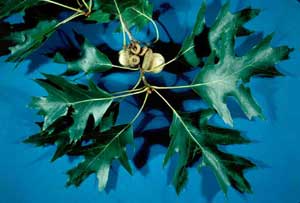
181 2 206 67
91 0 153 30
182 2 256 67
164 109 254 194
121 0 153 30
54 37 112 74
24 114 74 162
87 10 111 23
99 102 119 132
30 74 113 142
5 20 59 63
24 102 119 162
66 125 134 191
0 0 40 19
191 3 292 125
24 106 132 192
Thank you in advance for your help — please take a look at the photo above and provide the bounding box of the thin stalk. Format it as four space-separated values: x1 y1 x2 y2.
152 89 177 112
152 89 205 150
41 0 84 13
113 0 127 47
76 0 83 7
151 44 195 71
55 12 85 28
81 92 149 169
128 91 149 125
112 86 145 95
157 19 174 42
151 84 193 90
132 71 143 90
178 44 196 57
111 71 144 96
88 0 93 11
81 0 89 10
70 88 147 105
151 78 225 90
111 64 140 71
123 23 134 42
131 7 160 43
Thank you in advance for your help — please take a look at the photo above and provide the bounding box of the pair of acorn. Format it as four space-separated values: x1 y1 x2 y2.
118 41 165 73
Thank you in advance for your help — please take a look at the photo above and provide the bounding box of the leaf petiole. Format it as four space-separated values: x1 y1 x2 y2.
111 64 140 71
132 71 143 90
111 86 145 95
70 87 147 105
131 7 160 43
88 0 93 11
55 12 85 28
81 0 89 10
152 89 204 150
41 0 84 13
78 91 149 173
151 79 225 90
129 91 149 125
150 44 195 72
113 0 128 47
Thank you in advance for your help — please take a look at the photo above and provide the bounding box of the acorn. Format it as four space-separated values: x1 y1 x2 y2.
142 48 153 71
130 42 141 55
139 46 149 56
129 55 140 67
149 53 165 73
118 49 130 66
142 49 165 73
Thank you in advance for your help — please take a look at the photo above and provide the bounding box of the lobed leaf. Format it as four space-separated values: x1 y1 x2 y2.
25 110 133 191
4 20 59 63
91 0 153 30
54 37 112 75
0 0 40 19
31 74 113 142
25 101 120 161
164 109 254 194
190 3 292 125
181 2 206 67
66 125 134 191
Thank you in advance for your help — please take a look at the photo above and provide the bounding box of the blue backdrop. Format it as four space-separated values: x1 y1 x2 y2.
1 0 300 202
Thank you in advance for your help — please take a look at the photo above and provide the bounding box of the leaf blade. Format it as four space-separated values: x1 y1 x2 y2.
165 110 254 194
31 74 113 141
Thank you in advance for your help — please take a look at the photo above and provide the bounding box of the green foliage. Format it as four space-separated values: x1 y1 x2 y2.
0 0 292 198
30 74 113 142
92 0 153 29
181 2 206 67
164 110 254 194
54 36 112 74
66 125 134 191
0 0 40 18
190 3 291 126
24 101 134 191
5 20 58 63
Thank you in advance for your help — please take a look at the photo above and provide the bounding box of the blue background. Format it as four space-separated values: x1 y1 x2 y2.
1 0 300 202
